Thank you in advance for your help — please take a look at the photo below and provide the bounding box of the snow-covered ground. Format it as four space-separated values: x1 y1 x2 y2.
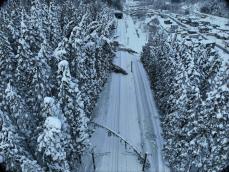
82 8 169 172
145 9 229 70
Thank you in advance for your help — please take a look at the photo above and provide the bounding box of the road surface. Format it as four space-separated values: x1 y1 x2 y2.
82 11 170 172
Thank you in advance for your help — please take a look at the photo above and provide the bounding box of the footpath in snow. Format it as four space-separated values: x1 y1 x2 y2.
84 13 170 172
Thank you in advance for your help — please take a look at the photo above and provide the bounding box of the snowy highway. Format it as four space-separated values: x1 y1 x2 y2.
84 12 170 172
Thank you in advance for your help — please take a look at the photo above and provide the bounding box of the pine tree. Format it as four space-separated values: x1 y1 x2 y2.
82 37 98 115
61 1 77 37
4 6 21 53
37 116 70 172
48 2 62 49
70 25 87 80
39 97 68 129
53 37 70 62
29 45 51 115
20 157 43 172
0 110 42 172
27 0 43 53
57 60 89 163
0 32 16 102
15 12 34 93
39 2 50 41
0 32 15 81
41 97 58 119
202 67 229 171
141 29 229 172
0 1 115 171
39 38 52 66
1 82 31 136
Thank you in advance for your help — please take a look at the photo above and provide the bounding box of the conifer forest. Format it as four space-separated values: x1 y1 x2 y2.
0 0 228 172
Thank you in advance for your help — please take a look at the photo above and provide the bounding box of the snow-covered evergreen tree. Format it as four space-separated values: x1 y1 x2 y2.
1 82 30 135
48 2 62 49
141 30 229 172
0 0 115 171
0 110 42 172
37 116 70 172
29 46 51 115
57 60 89 163
0 32 16 101
20 157 43 172
15 11 34 93
29 0 43 53
202 66 229 171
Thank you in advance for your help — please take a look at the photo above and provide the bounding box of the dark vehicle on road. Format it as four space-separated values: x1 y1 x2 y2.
115 11 123 19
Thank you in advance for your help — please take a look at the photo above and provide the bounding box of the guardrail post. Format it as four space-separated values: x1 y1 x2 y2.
92 152 96 171
131 61 133 73
142 153 148 171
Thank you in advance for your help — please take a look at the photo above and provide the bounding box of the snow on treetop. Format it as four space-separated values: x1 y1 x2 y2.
72 26 81 32
44 97 55 105
0 154 4 163
19 38 27 46
221 84 229 92
20 20 26 30
58 60 69 70
45 117 61 130
85 41 95 48
53 48 66 60
5 82 12 92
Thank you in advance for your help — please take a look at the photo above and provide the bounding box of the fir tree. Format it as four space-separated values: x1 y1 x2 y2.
37 116 70 172
1 82 29 134
0 32 16 101
15 12 34 93
48 2 62 49
0 110 42 172
0 1 115 171
57 60 89 163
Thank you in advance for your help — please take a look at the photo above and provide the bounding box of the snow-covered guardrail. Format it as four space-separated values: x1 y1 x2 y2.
90 121 150 168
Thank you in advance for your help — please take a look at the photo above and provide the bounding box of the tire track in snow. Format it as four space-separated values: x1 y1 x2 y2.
134 60 159 172
132 59 157 171
135 61 170 172
86 12 169 172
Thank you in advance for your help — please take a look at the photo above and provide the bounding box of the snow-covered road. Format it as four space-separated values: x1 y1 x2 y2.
85 13 169 172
